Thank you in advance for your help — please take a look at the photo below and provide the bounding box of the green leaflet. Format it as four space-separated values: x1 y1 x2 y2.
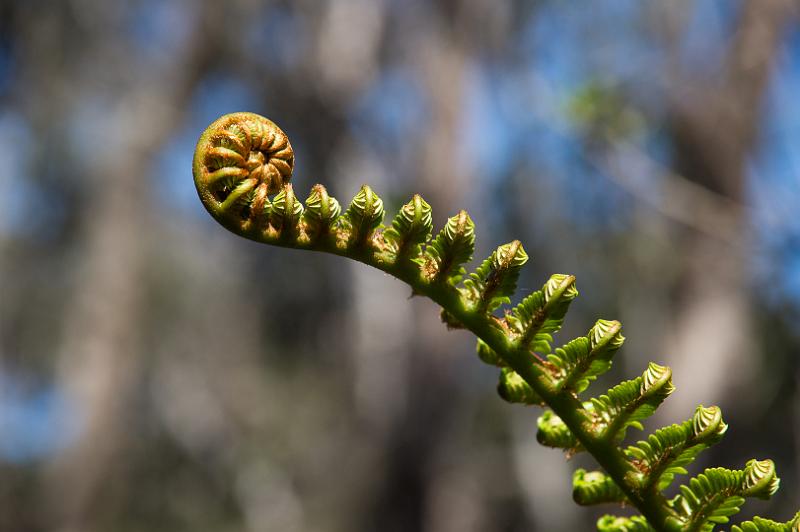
303 184 341 238
341 184 385 246
597 515 655 532
588 362 674 441
461 241 528 312
732 511 800 532
625 405 727 491
476 338 505 367
668 459 780 531
523 361 673 454
506 273 578 352
384 194 433 259
497 367 543 405
529 362 674 449
742 459 781 499
422 210 475 284
573 469 627 506
271 183 304 237
476 273 577 366
248 183 272 228
548 318 624 393
537 409 579 450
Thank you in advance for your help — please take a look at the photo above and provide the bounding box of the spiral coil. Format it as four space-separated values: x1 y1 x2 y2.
193 112 294 231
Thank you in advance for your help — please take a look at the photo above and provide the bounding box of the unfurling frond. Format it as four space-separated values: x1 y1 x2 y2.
625 405 727 491
587 362 674 441
271 183 304 238
667 459 780 531
597 515 655 532
497 367 544 405
548 319 624 394
341 185 384 246
472 273 577 382
462 241 528 312
476 339 505 367
537 410 579 450
423 210 475 284
193 113 797 532
303 184 341 238
573 469 627 505
506 273 578 352
732 512 800 532
384 194 433 259
193 112 293 234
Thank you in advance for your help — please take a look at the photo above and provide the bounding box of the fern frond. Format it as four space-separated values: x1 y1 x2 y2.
383 194 433 259
548 319 624 394
271 183 304 237
573 469 628 505
340 184 385 246
302 184 341 238
475 273 577 366
506 273 578 352
732 511 800 532
193 114 799 532
530 362 673 449
588 362 674 441
537 409 580 450
422 210 475 284
497 367 544 405
462 241 529 312
667 459 780 531
476 338 505 367
625 405 727 491
597 515 655 532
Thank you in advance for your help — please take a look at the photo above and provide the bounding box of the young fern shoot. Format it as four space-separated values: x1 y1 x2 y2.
193 112 799 532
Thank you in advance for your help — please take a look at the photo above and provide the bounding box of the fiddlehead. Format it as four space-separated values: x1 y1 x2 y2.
192 113 797 532
193 112 294 236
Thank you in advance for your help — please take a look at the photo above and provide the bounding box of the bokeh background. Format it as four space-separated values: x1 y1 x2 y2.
1 1 799 531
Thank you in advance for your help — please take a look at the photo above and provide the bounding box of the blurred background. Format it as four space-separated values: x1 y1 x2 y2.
0 1 799 531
